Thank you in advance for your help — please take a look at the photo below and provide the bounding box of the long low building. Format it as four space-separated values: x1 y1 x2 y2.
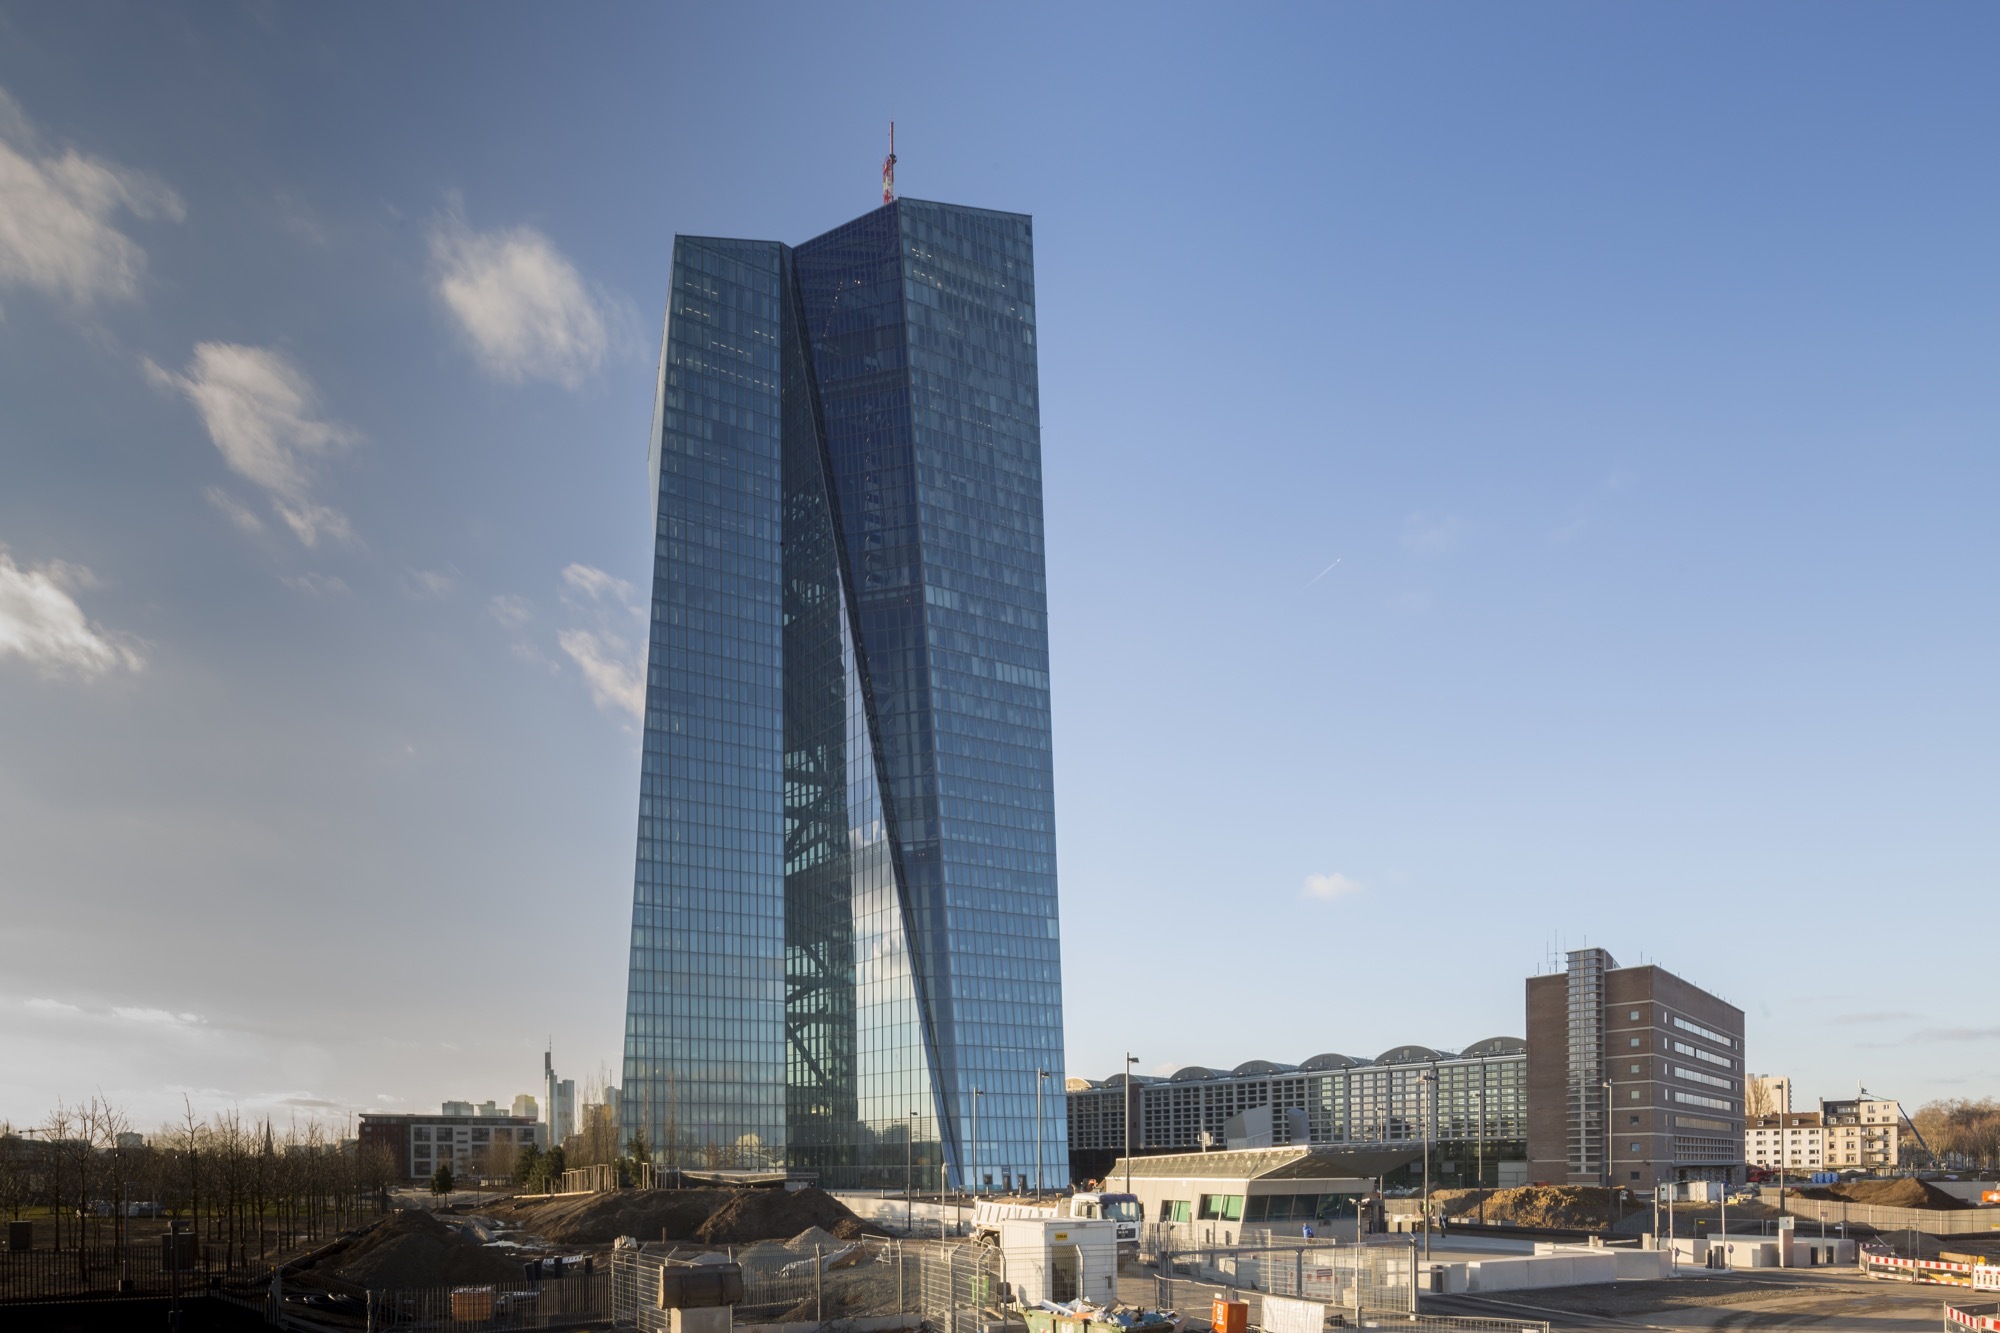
1100 1146 1422 1244
1068 1039 1526 1186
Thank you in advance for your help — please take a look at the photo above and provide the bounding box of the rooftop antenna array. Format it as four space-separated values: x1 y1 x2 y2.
882 121 897 204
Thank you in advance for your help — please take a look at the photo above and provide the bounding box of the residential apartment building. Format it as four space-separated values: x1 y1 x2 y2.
1744 1096 1904 1172
1527 948 1746 1189
1822 1097 1903 1169
1067 1040 1528 1186
1746 1112 1826 1172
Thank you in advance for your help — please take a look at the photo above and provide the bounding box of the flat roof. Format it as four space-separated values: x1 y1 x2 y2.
1105 1146 1421 1182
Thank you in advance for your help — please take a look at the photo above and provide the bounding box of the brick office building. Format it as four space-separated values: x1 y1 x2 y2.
1527 948 1745 1190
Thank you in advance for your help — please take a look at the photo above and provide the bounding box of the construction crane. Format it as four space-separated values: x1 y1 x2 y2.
882 121 896 204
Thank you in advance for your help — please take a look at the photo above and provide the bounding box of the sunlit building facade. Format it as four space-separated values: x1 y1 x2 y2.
621 199 1065 1190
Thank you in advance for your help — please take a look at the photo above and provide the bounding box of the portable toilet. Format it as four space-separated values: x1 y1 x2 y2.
998 1218 1119 1307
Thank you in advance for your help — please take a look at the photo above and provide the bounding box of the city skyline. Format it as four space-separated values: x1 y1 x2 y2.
2 6 1997 1131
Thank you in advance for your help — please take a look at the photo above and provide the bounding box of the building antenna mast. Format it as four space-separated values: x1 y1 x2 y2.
882 121 897 204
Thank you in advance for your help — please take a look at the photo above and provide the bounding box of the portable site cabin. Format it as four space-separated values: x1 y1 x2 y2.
998 1218 1120 1307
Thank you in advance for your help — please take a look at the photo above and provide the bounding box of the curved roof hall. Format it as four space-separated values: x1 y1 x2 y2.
1460 1036 1527 1058
1299 1053 1368 1071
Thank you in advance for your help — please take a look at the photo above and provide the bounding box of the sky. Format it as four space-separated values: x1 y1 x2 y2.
1 3 1995 1136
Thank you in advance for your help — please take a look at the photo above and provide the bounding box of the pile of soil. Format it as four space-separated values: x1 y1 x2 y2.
326 1210 535 1289
1432 1185 1620 1230
494 1187 885 1247
1794 1178 1970 1210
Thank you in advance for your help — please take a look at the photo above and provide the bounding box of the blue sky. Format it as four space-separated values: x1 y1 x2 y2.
1 3 1994 1133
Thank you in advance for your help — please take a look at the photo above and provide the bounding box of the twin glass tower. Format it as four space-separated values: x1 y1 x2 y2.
621 199 1067 1191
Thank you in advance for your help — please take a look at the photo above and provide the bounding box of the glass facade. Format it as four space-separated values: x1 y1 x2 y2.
624 201 1065 1190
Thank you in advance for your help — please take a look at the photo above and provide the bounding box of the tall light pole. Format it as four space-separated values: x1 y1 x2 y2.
1124 1053 1139 1198
1477 1078 1488 1227
1036 1070 1050 1199
1421 1064 1437 1264
907 1110 918 1233
970 1088 984 1195
1602 1075 1615 1235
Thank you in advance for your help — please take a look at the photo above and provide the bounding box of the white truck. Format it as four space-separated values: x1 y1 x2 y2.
973 1193 1144 1249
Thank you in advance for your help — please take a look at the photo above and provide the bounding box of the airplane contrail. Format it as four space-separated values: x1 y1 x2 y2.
1304 557 1342 588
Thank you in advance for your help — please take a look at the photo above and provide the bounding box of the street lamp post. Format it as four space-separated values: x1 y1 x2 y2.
1036 1070 1049 1198
1602 1076 1615 1234
907 1111 918 1233
1124 1054 1139 1198
970 1088 984 1196
1421 1064 1437 1264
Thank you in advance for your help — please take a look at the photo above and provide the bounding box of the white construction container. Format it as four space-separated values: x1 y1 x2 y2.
998 1218 1119 1308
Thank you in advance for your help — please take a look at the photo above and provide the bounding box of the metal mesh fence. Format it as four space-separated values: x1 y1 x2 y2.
614 1239 925 1330
346 1275 610 1330
1142 1227 1417 1319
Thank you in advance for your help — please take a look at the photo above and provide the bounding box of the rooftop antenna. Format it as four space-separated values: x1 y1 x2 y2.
882 121 897 204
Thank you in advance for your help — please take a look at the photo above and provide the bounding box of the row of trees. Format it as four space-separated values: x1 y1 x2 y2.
0 1096 398 1274
1911 1098 2000 1168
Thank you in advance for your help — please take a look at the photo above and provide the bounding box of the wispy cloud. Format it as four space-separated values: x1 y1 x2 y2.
562 562 637 608
399 568 456 599
1835 1011 1920 1024
147 343 359 546
280 572 348 598
111 1007 205 1030
488 594 532 630
428 200 620 389
1301 871 1365 902
558 628 645 721
1401 512 1464 556
0 86 184 309
556 563 645 721
0 546 144 679
1909 1027 2000 1043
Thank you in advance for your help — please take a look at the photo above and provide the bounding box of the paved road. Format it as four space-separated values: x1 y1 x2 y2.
1419 1270 1957 1330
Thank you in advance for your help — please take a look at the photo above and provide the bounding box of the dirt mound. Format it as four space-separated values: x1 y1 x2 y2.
330 1210 536 1289
496 1187 885 1247
1434 1185 1620 1231
1795 1178 1970 1210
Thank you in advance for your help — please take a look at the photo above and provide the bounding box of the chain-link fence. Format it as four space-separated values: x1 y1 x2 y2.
1141 1226 1417 1320
613 1238 929 1331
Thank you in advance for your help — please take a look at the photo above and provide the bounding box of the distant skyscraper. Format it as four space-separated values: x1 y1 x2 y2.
621 199 1066 1189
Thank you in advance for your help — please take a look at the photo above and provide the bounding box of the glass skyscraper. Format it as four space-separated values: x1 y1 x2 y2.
621 199 1066 1191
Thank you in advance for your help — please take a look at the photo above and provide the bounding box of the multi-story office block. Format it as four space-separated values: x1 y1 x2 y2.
621 199 1065 1191
1527 948 1745 1188
358 1110 541 1183
1067 1040 1528 1185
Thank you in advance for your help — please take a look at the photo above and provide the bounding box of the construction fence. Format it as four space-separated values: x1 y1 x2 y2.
1782 1197 2000 1236
611 1234 1431 1331
1143 1225 1418 1318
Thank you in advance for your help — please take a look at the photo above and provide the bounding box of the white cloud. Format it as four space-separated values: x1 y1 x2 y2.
147 343 359 546
26 997 82 1015
488 594 532 629
400 568 456 599
1301 871 1365 902
558 628 644 721
1401 512 1464 556
562 561 637 608
280 572 348 597
0 547 143 679
553 563 645 720
0 87 184 309
428 202 614 389
111 1007 205 1030
204 486 266 536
